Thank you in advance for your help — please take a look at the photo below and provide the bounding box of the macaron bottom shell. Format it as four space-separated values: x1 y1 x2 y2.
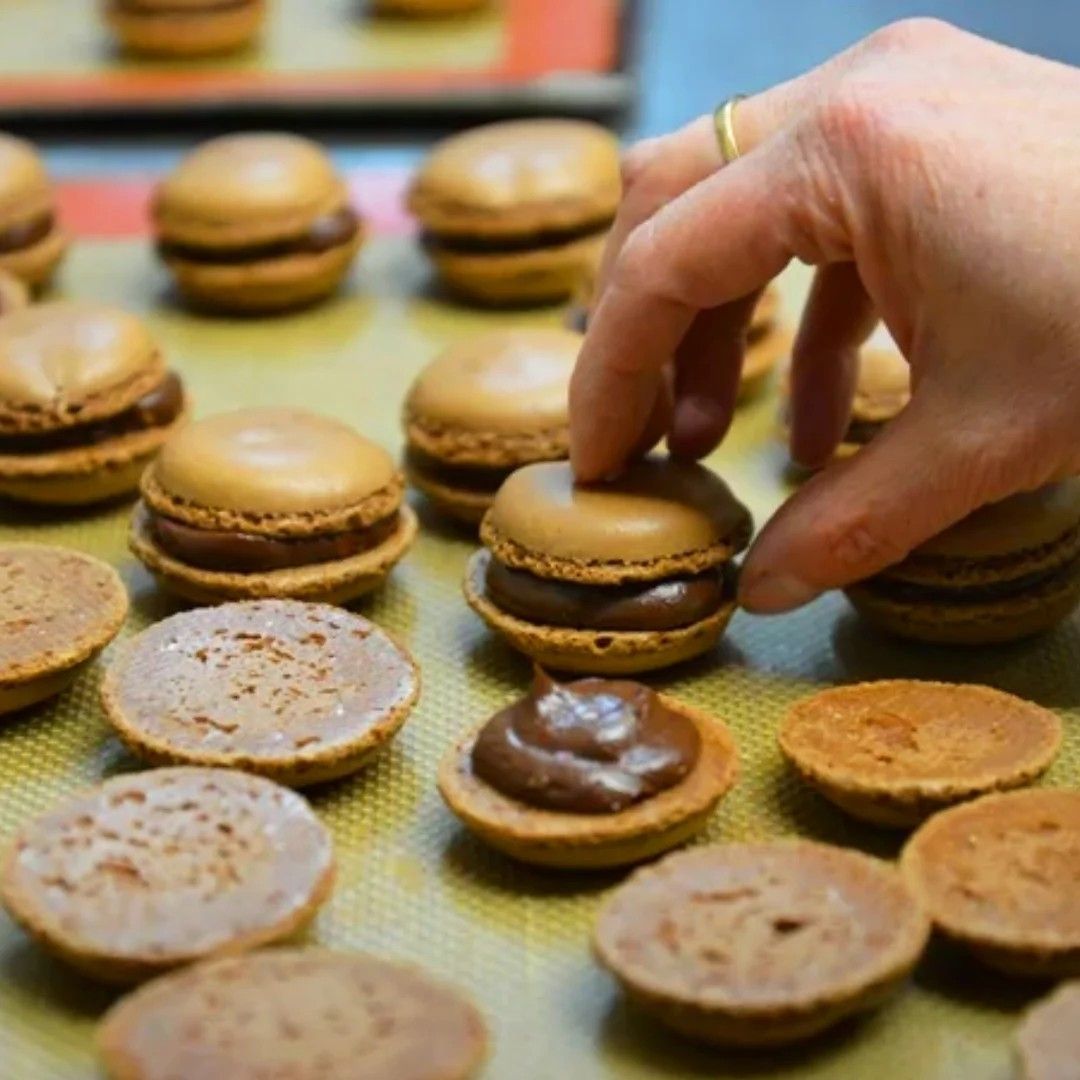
0 453 155 506
464 549 736 675
105 0 266 57
0 662 88 717
130 502 418 606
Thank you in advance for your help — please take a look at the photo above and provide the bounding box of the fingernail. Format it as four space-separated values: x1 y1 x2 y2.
738 571 821 614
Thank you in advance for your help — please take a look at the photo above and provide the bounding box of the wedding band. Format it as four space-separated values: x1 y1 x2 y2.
713 95 746 164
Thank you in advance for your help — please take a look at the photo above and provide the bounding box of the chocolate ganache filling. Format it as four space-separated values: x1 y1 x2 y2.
406 446 514 495
471 669 701 813
0 213 53 255
158 206 360 266
114 0 257 15
423 215 613 257
0 371 185 453
149 509 400 573
485 555 731 632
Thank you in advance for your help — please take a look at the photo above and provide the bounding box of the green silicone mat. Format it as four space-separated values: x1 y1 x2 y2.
0 238 1077 1079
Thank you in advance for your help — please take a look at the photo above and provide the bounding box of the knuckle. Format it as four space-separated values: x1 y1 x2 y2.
816 511 909 577
611 220 660 297
815 84 891 157
863 17 954 55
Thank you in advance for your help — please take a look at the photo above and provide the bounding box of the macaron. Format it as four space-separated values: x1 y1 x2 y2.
403 327 581 524
102 599 420 786
130 407 417 605
1 767 334 984
0 133 67 290
0 544 128 715
408 119 620 305
1016 981 1080 1080
594 841 930 1046
781 346 910 463
779 680 1062 827
153 133 363 313
97 950 488 1080
372 0 489 14
0 301 188 505
103 0 266 57
845 479 1080 644
901 788 1080 977
438 667 739 868
0 268 29 314
465 457 752 674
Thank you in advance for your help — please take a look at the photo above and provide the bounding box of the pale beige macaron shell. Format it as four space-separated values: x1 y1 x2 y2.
0 544 128 714
1016 981 1080 1080
0 134 67 288
97 949 488 1080
779 680 1062 827
595 841 930 1046
0 269 29 314
901 788 1080 976
0 767 334 984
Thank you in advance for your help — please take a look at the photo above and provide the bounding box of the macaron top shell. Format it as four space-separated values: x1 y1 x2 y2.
482 458 752 583
0 302 163 432
0 134 52 227
407 328 580 435
154 134 349 249
124 0 260 8
146 408 400 527
409 119 621 238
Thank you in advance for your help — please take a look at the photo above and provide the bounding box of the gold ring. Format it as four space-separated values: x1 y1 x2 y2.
713 95 746 164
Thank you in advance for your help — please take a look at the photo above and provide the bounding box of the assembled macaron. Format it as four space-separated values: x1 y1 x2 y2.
438 668 739 868
103 0 266 57
0 545 128 715
845 479 1080 643
409 119 620 305
0 134 67 290
0 302 187 504
403 327 581 524
153 134 363 313
103 600 420 786
465 457 752 674
130 407 416 605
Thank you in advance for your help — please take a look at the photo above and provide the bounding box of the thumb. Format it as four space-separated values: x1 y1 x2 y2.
738 396 1017 613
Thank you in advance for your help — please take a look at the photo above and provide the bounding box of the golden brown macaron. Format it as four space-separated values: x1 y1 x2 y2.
779 680 1062 827
465 457 752 674
0 301 187 505
409 119 620 305
103 0 266 57
1016 981 1080 1080
0 134 67 290
153 134 363 313
1 767 334 984
901 788 1080 977
594 841 930 1046
0 268 29 314
403 327 581 524
102 599 420 786
438 669 739 868
97 949 488 1080
0 544 128 715
845 479 1080 644
131 407 416 605
372 0 489 14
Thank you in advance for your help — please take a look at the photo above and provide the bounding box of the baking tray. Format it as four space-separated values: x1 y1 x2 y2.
0 196 1077 1079
0 0 633 124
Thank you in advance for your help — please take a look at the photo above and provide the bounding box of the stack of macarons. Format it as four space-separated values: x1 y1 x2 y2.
409 119 620 305
403 327 582 524
103 0 267 57
0 134 66 292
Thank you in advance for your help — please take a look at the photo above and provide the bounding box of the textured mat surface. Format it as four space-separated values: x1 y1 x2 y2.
0 238 1076 1079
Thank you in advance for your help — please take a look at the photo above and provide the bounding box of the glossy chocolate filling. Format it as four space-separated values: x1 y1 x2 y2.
472 668 700 814
158 206 360 266
0 212 53 255
423 215 613 256
0 372 184 453
149 509 400 573
406 446 513 495
114 0 255 14
485 556 731 631
863 555 1080 604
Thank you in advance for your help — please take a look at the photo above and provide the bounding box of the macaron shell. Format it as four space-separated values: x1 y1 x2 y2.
464 549 736 675
850 348 910 422
0 221 67 290
405 461 491 525
0 301 163 432
437 698 738 868
0 269 29 314
145 407 400 532
130 501 418 605
154 132 348 248
429 228 606 305
409 119 620 237
105 0 265 57
738 325 789 402
482 458 752 584
0 134 53 228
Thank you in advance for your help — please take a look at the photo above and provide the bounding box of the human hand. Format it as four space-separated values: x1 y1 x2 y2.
568 18 1080 613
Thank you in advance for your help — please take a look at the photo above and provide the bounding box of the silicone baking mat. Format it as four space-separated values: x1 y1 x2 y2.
0 0 632 123
0 182 1077 1079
